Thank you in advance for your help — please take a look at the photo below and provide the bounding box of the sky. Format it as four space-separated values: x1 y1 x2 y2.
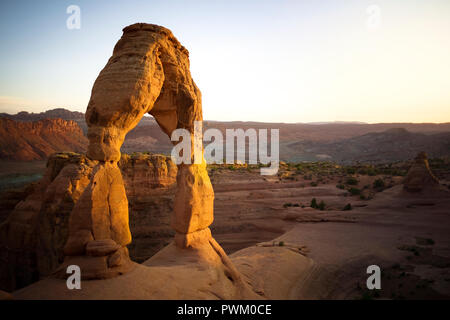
0 0 449 123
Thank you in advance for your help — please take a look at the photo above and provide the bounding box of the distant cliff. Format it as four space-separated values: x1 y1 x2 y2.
0 117 88 160
0 108 84 121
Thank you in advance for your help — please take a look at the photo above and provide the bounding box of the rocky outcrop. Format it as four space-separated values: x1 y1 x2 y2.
0 152 176 291
60 22 215 280
403 152 440 192
3 23 242 295
119 153 177 198
0 153 94 291
0 117 87 161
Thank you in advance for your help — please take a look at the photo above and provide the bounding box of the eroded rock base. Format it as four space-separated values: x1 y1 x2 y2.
54 241 134 280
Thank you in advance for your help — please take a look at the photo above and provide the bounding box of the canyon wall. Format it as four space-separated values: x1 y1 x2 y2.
0 118 87 161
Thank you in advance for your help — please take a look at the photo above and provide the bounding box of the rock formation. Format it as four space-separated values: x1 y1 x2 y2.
120 153 177 196
2 23 250 296
0 152 176 291
0 117 87 161
403 152 440 192
56 23 215 279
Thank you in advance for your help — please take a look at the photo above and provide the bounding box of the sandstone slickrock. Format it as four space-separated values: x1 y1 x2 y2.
403 152 440 192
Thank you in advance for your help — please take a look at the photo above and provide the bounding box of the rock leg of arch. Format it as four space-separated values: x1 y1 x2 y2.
57 23 218 280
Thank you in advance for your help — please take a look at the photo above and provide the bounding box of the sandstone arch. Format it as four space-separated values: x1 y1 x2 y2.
62 23 215 278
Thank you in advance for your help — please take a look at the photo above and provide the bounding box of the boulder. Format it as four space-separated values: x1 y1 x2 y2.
86 239 121 257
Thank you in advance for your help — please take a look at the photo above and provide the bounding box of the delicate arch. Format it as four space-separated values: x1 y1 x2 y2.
63 23 214 279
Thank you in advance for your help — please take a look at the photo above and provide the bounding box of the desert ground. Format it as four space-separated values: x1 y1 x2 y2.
4 158 449 300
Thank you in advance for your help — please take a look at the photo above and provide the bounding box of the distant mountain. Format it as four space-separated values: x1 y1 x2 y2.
288 128 450 163
0 117 88 161
306 121 367 125
0 108 84 121
1 108 450 163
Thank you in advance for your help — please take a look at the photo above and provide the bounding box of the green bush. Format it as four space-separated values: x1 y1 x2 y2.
373 178 385 189
343 203 352 211
357 168 368 175
349 188 361 195
318 200 326 211
336 184 345 189
346 177 359 185
310 181 318 187
310 198 318 208
346 167 356 174
283 203 300 208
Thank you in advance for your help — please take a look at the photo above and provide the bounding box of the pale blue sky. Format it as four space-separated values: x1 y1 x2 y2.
1 0 449 123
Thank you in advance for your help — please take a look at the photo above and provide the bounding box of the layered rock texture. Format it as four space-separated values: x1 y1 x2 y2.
59 22 215 279
120 153 177 196
403 152 440 192
0 117 87 161
0 152 176 291
2 23 222 290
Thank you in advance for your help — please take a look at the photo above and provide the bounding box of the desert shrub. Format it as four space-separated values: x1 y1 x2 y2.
373 178 385 189
346 167 356 174
310 198 318 208
283 203 292 208
283 203 300 208
343 203 352 211
336 184 345 189
358 168 368 175
318 200 326 211
310 181 318 187
279 241 285 246
346 177 359 185
349 187 361 195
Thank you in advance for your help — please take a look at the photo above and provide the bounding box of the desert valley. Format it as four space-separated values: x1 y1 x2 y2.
0 105 449 300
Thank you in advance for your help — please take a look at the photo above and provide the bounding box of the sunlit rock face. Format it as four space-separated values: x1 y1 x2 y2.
62 23 215 279
0 152 177 291
1 23 222 288
119 153 177 196
403 152 440 192
0 153 94 291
